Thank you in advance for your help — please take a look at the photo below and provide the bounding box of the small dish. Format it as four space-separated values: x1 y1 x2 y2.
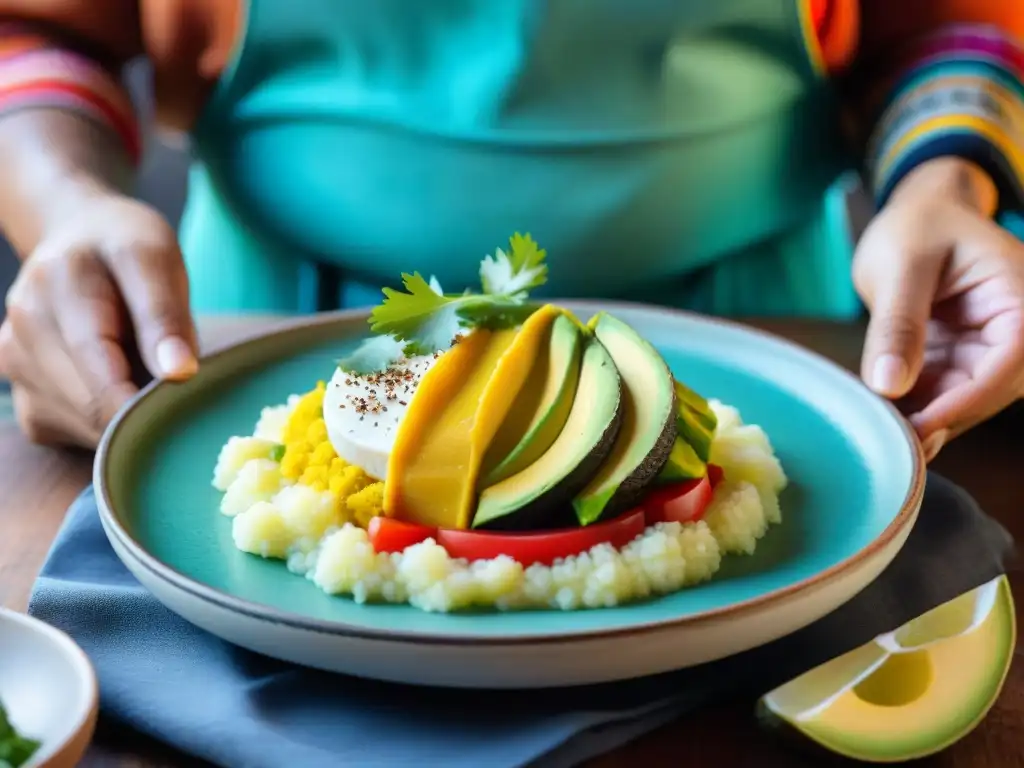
0 608 98 768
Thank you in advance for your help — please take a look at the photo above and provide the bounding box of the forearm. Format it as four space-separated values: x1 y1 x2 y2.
887 156 998 216
0 12 143 257
847 1 1024 213
0 109 134 258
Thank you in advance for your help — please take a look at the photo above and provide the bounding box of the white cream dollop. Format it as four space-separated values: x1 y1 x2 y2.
322 354 439 480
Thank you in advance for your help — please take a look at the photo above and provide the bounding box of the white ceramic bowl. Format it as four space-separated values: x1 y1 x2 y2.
0 609 98 768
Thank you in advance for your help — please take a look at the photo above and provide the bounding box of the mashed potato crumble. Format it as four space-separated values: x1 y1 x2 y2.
213 391 787 613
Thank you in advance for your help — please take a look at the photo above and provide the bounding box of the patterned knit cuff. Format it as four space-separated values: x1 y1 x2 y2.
0 23 141 163
867 24 1024 213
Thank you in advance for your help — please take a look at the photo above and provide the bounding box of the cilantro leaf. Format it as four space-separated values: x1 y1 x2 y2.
337 333 407 375
480 232 548 296
369 273 470 355
369 274 543 355
365 233 550 356
479 248 521 295
509 232 547 273
0 703 39 768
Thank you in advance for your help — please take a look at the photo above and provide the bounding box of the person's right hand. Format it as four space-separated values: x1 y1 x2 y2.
0 194 199 448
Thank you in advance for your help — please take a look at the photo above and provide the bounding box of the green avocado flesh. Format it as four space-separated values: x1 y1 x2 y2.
472 335 623 530
571 313 676 526
673 379 716 462
674 379 717 431
481 314 583 487
657 435 706 483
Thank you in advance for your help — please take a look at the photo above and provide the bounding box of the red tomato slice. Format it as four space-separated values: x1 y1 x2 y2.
643 475 714 525
368 517 436 554
436 509 646 567
707 463 725 488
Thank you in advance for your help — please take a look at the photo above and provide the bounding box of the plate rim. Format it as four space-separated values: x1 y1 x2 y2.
94 300 927 646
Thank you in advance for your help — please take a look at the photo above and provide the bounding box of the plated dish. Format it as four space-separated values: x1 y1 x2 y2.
212 235 788 613
96 240 924 687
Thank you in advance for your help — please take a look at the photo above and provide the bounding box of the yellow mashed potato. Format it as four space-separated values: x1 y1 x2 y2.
212 387 787 613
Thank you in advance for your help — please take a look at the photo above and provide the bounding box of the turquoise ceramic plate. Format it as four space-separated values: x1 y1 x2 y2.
96 302 925 688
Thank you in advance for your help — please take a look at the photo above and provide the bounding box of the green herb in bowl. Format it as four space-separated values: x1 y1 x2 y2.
0 701 39 768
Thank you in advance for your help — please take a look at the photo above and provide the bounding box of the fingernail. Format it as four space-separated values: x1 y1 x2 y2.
872 354 909 396
922 429 949 462
156 336 198 379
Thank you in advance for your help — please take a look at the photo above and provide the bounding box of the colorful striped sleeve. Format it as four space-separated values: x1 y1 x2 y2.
0 22 140 163
864 24 1024 212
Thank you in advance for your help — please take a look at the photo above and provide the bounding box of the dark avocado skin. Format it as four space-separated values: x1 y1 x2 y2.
473 381 624 532
569 312 681 526
588 387 678 523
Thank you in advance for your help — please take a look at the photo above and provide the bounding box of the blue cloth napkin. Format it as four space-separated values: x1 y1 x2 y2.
28 473 1012 768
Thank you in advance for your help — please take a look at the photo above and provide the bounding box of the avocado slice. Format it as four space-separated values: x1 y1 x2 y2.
657 435 706 483
673 380 716 462
758 576 1016 762
674 379 717 432
571 313 676 525
481 315 583 487
473 336 623 530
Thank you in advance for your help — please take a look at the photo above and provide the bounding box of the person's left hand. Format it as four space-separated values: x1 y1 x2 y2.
853 157 1024 461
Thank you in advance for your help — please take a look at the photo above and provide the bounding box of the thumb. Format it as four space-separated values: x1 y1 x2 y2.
106 230 199 382
860 249 944 399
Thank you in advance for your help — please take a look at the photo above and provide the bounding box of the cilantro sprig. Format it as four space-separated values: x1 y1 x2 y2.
0 702 40 768
479 232 548 297
338 233 549 371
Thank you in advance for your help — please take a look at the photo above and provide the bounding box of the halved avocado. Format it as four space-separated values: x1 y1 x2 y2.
571 313 676 526
472 336 623 530
481 314 583 486
657 436 706 483
673 380 716 462
758 576 1016 763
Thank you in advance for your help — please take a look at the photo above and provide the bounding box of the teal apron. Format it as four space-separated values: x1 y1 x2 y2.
180 0 862 318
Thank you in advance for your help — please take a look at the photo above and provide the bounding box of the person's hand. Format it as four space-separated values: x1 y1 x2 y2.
0 193 199 448
853 157 1024 461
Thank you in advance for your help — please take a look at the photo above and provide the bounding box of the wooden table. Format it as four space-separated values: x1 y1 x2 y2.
2 318 1022 768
